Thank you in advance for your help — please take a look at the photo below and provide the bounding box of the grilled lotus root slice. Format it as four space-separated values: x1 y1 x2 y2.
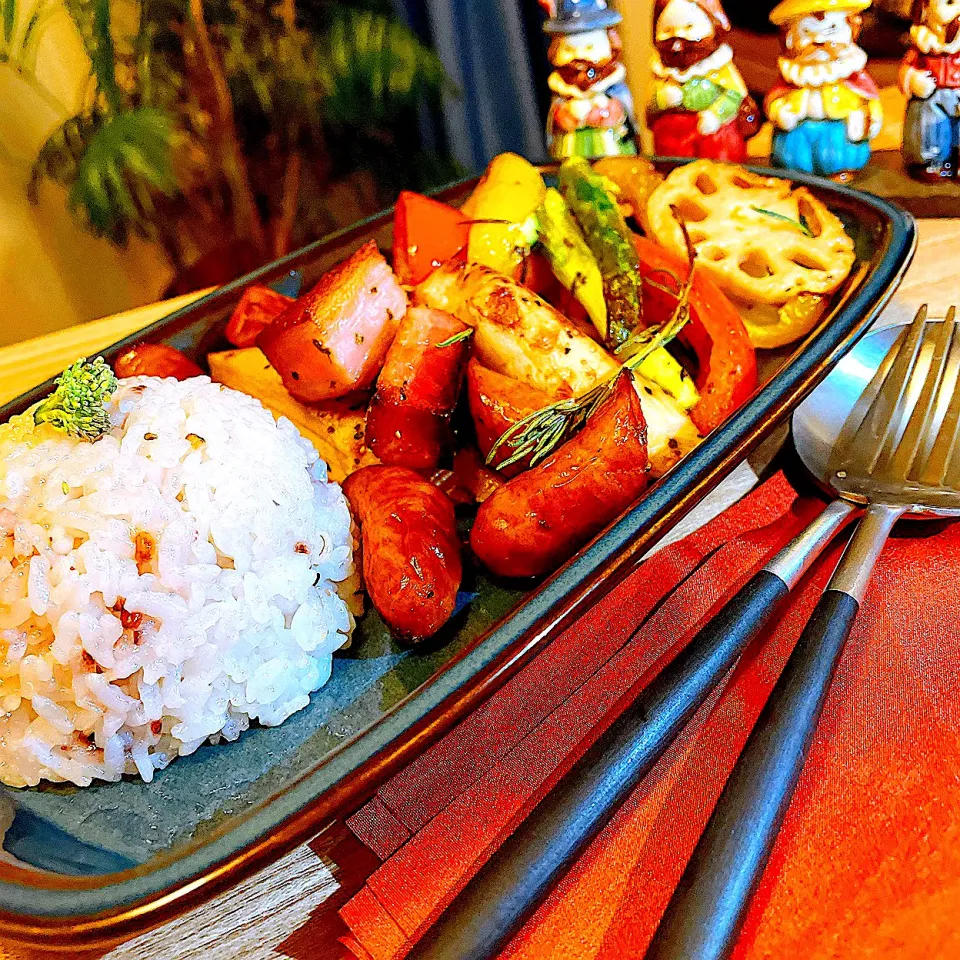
733 293 830 351
646 160 856 306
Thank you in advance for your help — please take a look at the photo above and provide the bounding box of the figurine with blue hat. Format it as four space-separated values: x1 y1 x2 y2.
540 0 638 158
765 0 883 181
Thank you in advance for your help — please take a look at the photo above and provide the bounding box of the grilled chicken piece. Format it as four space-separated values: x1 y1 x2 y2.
416 262 701 476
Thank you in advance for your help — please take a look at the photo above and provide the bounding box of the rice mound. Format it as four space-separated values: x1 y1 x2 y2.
0 376 358 787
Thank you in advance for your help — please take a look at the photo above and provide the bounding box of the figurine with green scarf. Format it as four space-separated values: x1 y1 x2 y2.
540 0 638 158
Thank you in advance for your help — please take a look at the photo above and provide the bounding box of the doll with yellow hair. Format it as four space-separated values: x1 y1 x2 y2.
765 0 883 180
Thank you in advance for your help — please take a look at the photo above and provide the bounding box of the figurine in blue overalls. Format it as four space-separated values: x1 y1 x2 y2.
539 0 638 158
765 0 883 182
900 0 960 181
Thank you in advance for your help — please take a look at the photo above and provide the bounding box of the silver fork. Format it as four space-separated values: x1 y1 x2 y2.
646 304 960 960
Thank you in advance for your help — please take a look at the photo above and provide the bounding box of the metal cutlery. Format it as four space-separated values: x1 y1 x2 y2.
646 304 960 959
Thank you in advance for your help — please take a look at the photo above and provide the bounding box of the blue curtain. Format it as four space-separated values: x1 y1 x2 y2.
392 0 546 173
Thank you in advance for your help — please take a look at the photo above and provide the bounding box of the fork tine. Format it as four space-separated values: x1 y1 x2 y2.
832 305 929 480
884 314 956 481
918 307 960 488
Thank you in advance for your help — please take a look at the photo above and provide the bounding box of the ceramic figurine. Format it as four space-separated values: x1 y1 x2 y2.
765 0 882 182
900 0 960 181
540 0 638 158
648 0 760 161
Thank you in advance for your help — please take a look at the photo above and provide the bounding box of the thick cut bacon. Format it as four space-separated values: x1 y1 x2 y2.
258 241 407 402
471 372 649 579
366 307 470 471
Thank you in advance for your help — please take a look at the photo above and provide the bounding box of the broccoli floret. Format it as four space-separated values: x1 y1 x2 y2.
33 357 118 441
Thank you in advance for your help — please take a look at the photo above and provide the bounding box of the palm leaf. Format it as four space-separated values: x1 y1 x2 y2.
64 0 123 111
317 9 454 127
3 0 15 49
28 112 95 201
2 0 57 69
30 107 179 243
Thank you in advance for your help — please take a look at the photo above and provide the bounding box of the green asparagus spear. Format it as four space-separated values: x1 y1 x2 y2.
536 188 607 335
559 157 642 349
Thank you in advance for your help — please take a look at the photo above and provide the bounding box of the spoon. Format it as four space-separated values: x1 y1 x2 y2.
646 304 960 959
407 312 944 960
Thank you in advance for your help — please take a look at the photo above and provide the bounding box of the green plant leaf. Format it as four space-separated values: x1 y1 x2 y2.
35 0 458 257
3 0 15 48
64 0 123 111
317 8 455 127
32 107 179 243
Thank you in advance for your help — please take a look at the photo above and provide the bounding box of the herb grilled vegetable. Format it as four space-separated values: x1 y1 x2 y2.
559 158 644 350
543 163 696 413
536 187 606 332
415 260 701 478
120 154 853 644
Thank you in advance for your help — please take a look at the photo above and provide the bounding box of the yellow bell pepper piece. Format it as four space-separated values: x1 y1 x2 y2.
462 153 546 276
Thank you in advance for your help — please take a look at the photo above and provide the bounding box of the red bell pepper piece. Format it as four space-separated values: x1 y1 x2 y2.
471 371 648 579
114 343 203 381
518 251 556 298
393 191 471 286
632 235 757 435
366 307 471 471
226 286 294 348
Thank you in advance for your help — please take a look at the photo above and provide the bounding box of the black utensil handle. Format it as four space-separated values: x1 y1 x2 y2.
643 588 860 960
408 570 790 960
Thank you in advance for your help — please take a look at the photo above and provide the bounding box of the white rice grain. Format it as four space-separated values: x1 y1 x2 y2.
0 376 358 787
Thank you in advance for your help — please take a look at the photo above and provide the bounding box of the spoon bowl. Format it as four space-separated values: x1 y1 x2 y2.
794 313 960 520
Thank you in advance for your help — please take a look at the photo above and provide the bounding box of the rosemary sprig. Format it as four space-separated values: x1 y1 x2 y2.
486 224 698 473
486 379 614 471
751 206 814 238
436 328 474 348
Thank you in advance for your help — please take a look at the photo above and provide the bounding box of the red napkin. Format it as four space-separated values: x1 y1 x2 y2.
333 472 960 959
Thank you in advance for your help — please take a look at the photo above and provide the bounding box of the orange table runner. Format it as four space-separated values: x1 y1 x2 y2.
334 471 960 959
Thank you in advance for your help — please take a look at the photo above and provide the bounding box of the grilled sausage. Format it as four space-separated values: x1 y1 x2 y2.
470 371 648 579
343 465 462 641
366 307 470 471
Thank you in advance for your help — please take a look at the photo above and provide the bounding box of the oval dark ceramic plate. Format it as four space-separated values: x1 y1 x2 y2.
0 163 915 949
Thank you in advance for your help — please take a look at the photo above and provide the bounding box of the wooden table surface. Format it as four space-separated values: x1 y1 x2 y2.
0 219 955 959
